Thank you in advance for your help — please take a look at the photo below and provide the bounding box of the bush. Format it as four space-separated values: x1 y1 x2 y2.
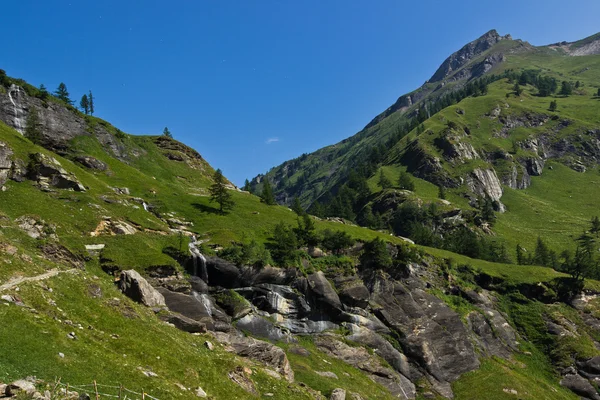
360 237 392 269
321 229 355 254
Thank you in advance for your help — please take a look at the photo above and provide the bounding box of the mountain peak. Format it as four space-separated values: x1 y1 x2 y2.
429 29 511 83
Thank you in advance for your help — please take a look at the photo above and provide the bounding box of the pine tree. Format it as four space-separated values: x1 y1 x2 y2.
549 100 557 112
398 171 415 191
88 90 94 115
261 180 276 205
513 82 522 96
291 197 304 216
533 236 551 267
590 216 600 237
38 84 49 101
25 107 42 144
80 94 89 115
163 127 172 138
378 170 392 189
242 179 251 192
516 244 526 265
54 83 73 105
209 169 234 214
437 185 446 200
597 88 600 97
560 81 573 96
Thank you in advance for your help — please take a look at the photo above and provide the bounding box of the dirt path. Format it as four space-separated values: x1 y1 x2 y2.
0 268 78 292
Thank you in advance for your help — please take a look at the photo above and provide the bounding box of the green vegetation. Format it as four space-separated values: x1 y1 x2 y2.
54 82 73 105
209 168 235 214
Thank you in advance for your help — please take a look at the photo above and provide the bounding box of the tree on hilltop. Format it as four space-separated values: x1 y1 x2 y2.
80 94 89 114
163 127 172 138
88 90 95 115
209 169 235 214
54 83 73 105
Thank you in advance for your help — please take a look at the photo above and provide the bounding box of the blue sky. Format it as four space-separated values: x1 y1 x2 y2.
1 1 599 185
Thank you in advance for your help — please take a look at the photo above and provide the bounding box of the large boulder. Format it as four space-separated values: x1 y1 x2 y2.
75 155 107 171
212 331 294 382
160 312 207 333
28 152 85 191
118 270 165 307
560 374 600 400
205 256 241 288
305 271 342 314
157 288 230 331
5 379 36 396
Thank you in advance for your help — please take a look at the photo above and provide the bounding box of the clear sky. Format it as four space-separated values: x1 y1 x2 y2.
1 0 598 185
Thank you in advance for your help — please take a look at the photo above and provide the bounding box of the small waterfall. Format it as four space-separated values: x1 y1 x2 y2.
192 291 213 317
7 85 24 134
189 235 208 282
142 202 149 212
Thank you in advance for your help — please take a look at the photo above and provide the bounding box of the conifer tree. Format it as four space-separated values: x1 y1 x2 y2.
591 216 600 237
261 180 276 205
291 197 304 216
398 171 415 191
38 84 49 101
88 90 95 115
25 107 42 144
549 100 557 112
242 179 251 192
163 127 172 138
437 185 446 200
378 170 391 189
597 88 600 97
209 169 234 214
513 82 522 96
54 83 73 105
80 94 89 114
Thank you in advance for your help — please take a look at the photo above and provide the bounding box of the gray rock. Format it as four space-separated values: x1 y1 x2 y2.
118 270 166 308
370 276 479 385
468 309 518 358
28 152 85 191
205 256 241 288
579 356 600 375
0 141 13 186
560 374 600 400
235 314 295 343
315 335 415 399
157 288 229 330
195 387 207 397
330 388 346 400
213 331 294 382
466 168 504 212
75 155 107 171
335 276 370 308
316 371 338 379
6 379 37 396
161 312 207 333
306 271 342 313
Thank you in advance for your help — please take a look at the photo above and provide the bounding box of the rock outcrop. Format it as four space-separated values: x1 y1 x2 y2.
118 270 166 308
28 152 85 191
430 30 509 82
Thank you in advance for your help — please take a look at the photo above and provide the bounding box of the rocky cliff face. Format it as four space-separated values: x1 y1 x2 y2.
0 85 126 157
429 30 510 83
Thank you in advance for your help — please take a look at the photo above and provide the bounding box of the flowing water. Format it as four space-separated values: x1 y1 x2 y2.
188 235 208 282
7 85 24 134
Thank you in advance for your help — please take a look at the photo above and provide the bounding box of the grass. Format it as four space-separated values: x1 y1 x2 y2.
279 337 396 399
0 265 314 399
